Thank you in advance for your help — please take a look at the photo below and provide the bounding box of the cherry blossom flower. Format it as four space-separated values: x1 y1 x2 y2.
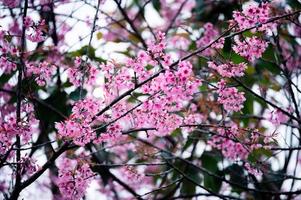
233 36 268 62
208 61 247 78
1 0 19 7
217 80 246 112
55 98 101 146
244 163 262 176
27 61 56 86
197 23 224 56
268 109 289 126
67 57 99 87
57 158 94 200
232 2 275 33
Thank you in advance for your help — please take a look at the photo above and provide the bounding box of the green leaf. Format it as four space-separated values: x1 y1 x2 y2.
188 41 196 51
258 171 283 192
70 45 95 58
193 0 240 22
0 74 13 87
243 30 263 38
36 90 70 128
248 148 273 163
145 64 154 71
152 0 161 11
262 44 276 61
203 171 223 193
171 128 182 137
225 164 248 193
201 151 222 193
230 53 246 64
4 34 13 42
127 92 146 103
256 59 280 75
201 151 219 171
183 137 194 151
287 0 301 9
69 45 105 63
96 32 103 40
180 178 196 195
241 92 254 125
70 88 87 101
180 165 202 195
198 84 207 92
28 52 46 61
61 81 73 88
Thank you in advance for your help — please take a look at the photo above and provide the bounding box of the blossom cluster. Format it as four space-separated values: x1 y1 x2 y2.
67 57 99 87
27 61 56 86
233 36 268 62
208 124 268 161
268 108 290 126
55 98 101 146
0 57 17 74
217 80 246 112
208 61 247 78
128 60 202 136
244 162 262 176
232 2 274 32
20 156 38 176
121 165 145 184
159 0 195 29
97 33 203 137
56 33 203 145
279 38 301 71
57 158 94 200
0 103 39 155
208 126 249 160
95 123 123 143
0 0 297 198
147 31 166 58
0 0 19 8
0 30 18 74
197 23 224 56
24 17 46 43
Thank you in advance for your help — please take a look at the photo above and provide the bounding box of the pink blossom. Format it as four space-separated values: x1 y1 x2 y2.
95 123 122 143
121 165 145 184
217 80 246 112
233 36 268 62
208 61 247 78
57 158 94 200
27 61 56 86
244 163 262 176
0 57 17 74
55 119 94 146
0 0 20 8
232 2 275 33
20 157 38 176
147 31 166 58
0 104 39 154
9 21 22 36
67 57 99 87
279 38 301 71
27 29 44 42
169 34 190 50
159 0 195 28
268 109 289 126
25 19 46 43
208 125 249 160
24 16 33 28
55 98 101 146
197 23 224 56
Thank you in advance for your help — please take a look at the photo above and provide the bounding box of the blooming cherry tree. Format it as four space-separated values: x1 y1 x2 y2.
0 0 301 199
